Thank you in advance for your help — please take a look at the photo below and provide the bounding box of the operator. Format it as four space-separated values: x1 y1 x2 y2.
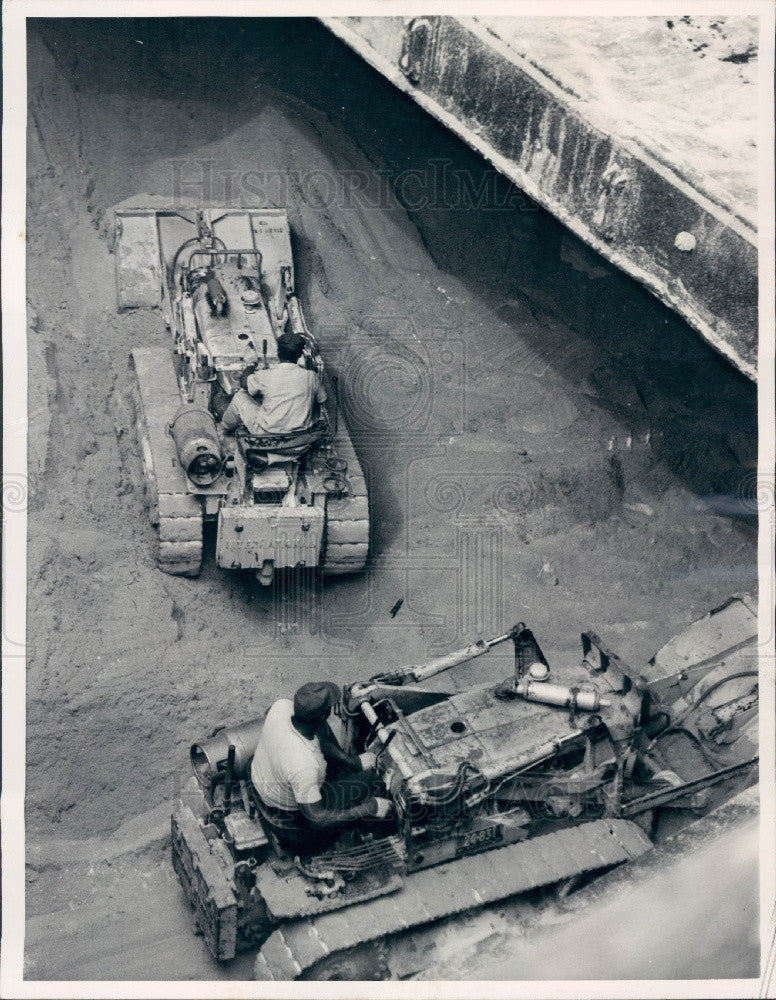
220 331 327 436
250 681 394 855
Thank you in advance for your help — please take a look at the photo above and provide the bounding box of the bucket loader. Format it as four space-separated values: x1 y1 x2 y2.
170 595 758 980
115 204 368 584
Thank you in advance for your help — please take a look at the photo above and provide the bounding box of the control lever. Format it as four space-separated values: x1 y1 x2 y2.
331 375 340 435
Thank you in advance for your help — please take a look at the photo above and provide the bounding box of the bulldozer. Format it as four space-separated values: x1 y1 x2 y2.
170 595 758 980
114 204 368 584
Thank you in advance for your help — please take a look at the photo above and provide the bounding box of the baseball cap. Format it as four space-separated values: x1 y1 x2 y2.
293 681 341 723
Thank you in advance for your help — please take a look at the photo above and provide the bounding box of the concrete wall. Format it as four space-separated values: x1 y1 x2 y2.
322 16 758 379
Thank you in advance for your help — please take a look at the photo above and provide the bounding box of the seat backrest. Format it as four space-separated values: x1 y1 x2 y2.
236 420 326 461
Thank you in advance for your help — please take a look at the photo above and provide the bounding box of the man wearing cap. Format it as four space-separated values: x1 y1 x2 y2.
250 681 394 855
220 332 327 436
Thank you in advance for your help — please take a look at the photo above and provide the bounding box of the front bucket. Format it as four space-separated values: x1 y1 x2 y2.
114 209 165 309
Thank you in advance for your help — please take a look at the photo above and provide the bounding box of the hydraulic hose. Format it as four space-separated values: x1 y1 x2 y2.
651 725 728 768
421 761 487 806
171 235 229 289
648 671 758 768
671 671 758 728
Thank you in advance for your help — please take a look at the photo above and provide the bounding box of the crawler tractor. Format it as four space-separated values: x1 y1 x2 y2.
115 205 368 584
170 596 758 980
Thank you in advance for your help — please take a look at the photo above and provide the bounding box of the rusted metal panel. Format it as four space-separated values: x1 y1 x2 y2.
321 16 757 378
403 691 582 775
216 504 325 570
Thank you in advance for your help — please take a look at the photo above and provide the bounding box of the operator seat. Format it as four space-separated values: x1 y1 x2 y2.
236 420 326 471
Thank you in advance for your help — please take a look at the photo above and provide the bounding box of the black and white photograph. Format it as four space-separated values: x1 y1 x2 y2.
2 1 775 993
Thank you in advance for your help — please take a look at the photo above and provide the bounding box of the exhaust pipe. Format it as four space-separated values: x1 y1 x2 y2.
190 717 265 786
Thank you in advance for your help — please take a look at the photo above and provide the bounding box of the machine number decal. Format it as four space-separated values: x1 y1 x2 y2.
457 825 502 855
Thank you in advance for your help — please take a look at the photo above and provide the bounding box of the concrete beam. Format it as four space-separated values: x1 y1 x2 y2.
321 16 757 379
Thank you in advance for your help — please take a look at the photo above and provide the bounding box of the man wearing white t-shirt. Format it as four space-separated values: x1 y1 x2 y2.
220 332 326 436
251 681 393 855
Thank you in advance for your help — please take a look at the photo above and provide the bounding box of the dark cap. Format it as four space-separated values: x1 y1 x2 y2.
293 681 341 723
276 332 305 362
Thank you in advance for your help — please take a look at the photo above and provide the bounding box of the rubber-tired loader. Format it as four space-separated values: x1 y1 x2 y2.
171 595 758 980
114 204 368 584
